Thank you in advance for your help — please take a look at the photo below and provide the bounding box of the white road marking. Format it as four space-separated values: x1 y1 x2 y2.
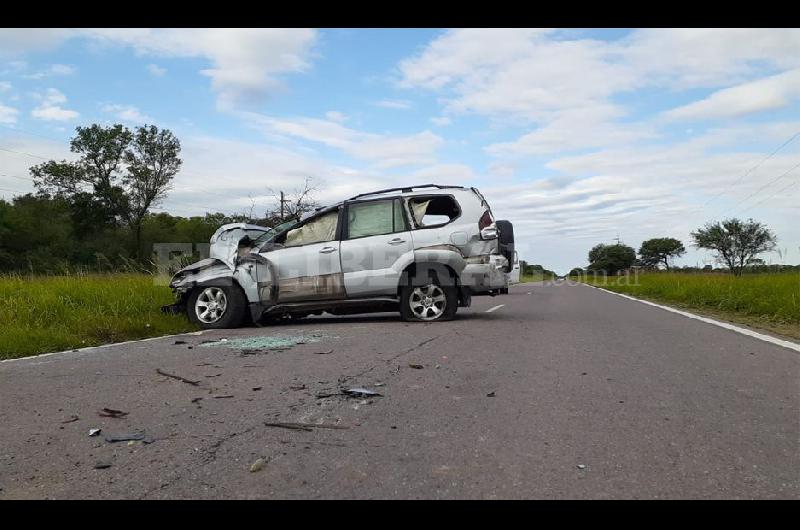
0 330 206 364
582 284 800 353
486 304 505 313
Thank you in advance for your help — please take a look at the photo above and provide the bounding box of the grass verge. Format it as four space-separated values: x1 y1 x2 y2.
579 272 800 341
0 273 197 360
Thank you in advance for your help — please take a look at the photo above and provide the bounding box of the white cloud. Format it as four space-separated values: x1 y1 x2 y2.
245 113 444 169
101 104 155 124
0 101 18 123
431 116 451 127
409 163 479 184
23 63 76 79
79 29 318 108
31 88 79 121
663 69 800 121
0 29 318 108
325 110 347 123
146 63 167 76
487 104 658 156
0 81 12 92
373 99 412 110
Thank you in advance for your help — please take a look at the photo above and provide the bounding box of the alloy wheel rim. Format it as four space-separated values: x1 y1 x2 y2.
195 287 228 323
409 284 446 320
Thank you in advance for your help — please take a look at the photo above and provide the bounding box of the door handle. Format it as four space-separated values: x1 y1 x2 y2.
319 246 337 254
388 238 406 245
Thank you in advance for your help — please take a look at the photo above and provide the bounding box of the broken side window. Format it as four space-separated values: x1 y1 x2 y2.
284 210 339 247
407 195 460 228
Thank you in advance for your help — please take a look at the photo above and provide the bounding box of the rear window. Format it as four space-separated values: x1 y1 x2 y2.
407 195 460 228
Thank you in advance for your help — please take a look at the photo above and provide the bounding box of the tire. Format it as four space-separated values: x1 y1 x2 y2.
400 268 458 322
495 220 515 273
187 285 247 329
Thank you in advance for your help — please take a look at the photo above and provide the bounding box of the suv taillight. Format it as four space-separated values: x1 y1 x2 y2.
478 211 492 230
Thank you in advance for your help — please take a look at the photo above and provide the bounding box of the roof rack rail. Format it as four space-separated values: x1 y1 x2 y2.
348 184 465 201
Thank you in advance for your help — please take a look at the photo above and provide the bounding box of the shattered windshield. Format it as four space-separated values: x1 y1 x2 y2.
253 220 299 248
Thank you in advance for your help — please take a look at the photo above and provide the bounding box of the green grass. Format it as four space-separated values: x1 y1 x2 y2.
520 272 555 283
0 273 197 360
579 272 800 340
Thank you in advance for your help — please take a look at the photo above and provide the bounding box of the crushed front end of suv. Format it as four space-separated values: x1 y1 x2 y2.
163 184 514 328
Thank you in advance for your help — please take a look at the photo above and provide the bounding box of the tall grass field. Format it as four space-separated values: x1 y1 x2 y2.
0 274 197 360
580 272 800 340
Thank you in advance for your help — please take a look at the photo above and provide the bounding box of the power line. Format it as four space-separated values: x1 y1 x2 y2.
703 130 800 207
715 160 800 218
735 177 800 216
0 145 50 160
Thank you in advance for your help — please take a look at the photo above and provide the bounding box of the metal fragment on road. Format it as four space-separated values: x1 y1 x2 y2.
264 422 349 431
98 407 128 418
408 364 424 369
250 458 266 472
88 428 101 437
105 432 155 444
346 387 381 396
156 368 200 386
94 462 112 470
577 464 587 470
486 391 496 397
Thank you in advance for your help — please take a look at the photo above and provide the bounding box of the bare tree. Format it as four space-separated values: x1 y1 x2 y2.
264 177 321 224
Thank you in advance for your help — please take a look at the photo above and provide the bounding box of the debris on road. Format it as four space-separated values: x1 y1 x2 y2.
343 388 382 398
200 333 329 353
174 340 187 345
94 462 112 469
61 415 79 423
156 368 200 386
191 397 203 403
98 407 128 419
88 428 101 437
313 349 333 355
486 392 496 397
213 395 234 399
250 458 266 472
408 364 424 369
264 422 349 432
374 382 385 387
289 384 306 391
105 432 155 444
252 387 262 391
577 464 587 470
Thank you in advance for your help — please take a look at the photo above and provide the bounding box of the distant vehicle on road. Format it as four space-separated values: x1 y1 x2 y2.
507 251 520 285
164 184 515 328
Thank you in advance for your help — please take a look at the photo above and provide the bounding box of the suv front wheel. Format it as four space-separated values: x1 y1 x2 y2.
400 272 458 322
187 285 247 329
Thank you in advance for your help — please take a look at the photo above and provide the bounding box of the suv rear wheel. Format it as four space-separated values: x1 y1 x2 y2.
400 270 458 322
187 285 247 329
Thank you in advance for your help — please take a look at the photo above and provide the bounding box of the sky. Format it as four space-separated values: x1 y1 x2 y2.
0 28 799 274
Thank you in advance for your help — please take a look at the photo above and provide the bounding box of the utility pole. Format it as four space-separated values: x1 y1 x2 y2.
280 191 286 221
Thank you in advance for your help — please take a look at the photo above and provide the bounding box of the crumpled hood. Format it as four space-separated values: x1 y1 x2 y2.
209 223 271 269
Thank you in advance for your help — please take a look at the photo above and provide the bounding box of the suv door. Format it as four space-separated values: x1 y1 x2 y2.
260 209 345 303
340 198 413 297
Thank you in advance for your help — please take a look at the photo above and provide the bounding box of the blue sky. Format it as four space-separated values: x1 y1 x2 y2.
1 28 799 273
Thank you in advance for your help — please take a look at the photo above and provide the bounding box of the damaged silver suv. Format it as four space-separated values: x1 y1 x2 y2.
163 184 514 328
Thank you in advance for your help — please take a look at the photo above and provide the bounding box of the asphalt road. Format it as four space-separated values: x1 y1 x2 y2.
1 281 798 499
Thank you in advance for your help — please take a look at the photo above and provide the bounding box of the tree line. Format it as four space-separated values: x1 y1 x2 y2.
0 123 319 274
573 218 780 277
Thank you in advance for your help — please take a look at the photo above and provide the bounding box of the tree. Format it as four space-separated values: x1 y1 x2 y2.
263 176 320 225
587 243 636 275
30 123 181 258
691 218 777 276
638 237 686 270
123 125 182 257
